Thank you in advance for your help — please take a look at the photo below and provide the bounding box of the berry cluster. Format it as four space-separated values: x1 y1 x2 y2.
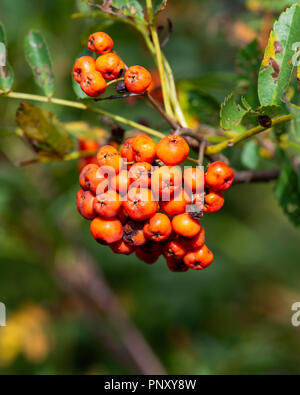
73 32 152 97
76 133 234 272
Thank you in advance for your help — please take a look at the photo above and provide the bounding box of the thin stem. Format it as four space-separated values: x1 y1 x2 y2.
234 169 280 184
145 91 179 129
146 0 174 119
106 77 124 87
205 114 293 155
0 90 165 139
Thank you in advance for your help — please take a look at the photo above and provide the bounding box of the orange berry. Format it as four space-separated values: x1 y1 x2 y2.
110 240 134 255
123 187 158 221
160 189 191 216
76 189 96 220
93 190 122 219
88 32 114 54
165 258 189 272
120 137 135 162
151 166 182 200
96 145 123 175
156 135 189 165
205 161 234 191
80 71 107 97
183 245 214 270
110 170 130 195
203 190 224 213
171 213 201 238
79 163 107 194
128 162 152 188
143 213 172 242
124 66 152 94
95 53 125 80
132 135 156 163
179 226 205 251
90 217 123 244
78 138 99 152
123 219 147 246
183 167 205 193
73 56 96 83
163 239 187 261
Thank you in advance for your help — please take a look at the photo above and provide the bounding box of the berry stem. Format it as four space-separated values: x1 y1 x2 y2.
205 114 293 155
146 0 174 120
144 91 180 130
0 90 166 139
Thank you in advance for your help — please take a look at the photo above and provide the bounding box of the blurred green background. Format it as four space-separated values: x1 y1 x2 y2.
1 0 300 375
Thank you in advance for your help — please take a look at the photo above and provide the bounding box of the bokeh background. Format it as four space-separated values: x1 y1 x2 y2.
1 0 300 374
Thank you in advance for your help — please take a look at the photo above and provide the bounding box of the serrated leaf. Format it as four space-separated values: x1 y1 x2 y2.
236 39 262 107
16 102 74 156
241 140 260 170
258 4 300 106
25 31 55 97
0 22 14 92
220 94 251 130
275 155 300 226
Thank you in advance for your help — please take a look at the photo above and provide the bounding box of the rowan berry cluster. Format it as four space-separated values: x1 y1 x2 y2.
73 32 152 97
76 133 234 272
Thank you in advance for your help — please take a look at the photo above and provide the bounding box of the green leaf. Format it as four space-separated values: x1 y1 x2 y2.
247 0 297 13
258 4 300 106
236 39 262 108
220 94 251 130
275 155 300 226
289 104 300 142
113 0 144 19
0 22 14 92
241 140 260 170
16 102 74 156
24 31 55 97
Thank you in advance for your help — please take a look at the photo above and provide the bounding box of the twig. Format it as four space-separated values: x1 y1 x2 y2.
234 169 280 184
205 114 293 155
145 91 180 129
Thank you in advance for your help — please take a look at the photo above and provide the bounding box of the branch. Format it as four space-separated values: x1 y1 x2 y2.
234 169 280 184
0 90 165 139
145 91 180 129
205 114 293 155
146 0 174 119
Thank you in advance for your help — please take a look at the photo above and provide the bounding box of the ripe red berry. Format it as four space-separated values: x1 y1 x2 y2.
163 239 187 261
131 135 156 163
143 213 172 242
79 163 107 194
121 137 135 162
93 190 122 219
205 161 234 191
110 240 134 255
123 187 158 221
96 145 123 175
129 162 152 188
124 66 152 94
151 166 182 200
160 189 191 216
203 190 224 213
183 245 214 270
80 71 107 97
73 56 96 83
156 135 189 166
165 258 189 272
183 167 205 193
76 189 96 220
90 217 123 244
88 32 114 54
110 170 130 195
172 213 201 238
179 226 205 251
95 53 125 80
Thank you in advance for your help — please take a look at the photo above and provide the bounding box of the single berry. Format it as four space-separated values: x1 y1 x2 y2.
129 162 152 188
95 53 125 80
165 258 189 272
143 213 172 242
124 66 152 94
123 187 158 221
156 135 189 166
183 167 205 193
90 217 123 244
131 135 156 163
203 190 224 213
171 213 201 238
73 56 96 83
163 239 187 261
88 32 114 54
110 240 134 255
93 190 122 219
151 166 182 200
80 71 107 97
76 189 96 220
96 145 123 175
205 161 234 191
183 245 214 270
160 189 191 216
